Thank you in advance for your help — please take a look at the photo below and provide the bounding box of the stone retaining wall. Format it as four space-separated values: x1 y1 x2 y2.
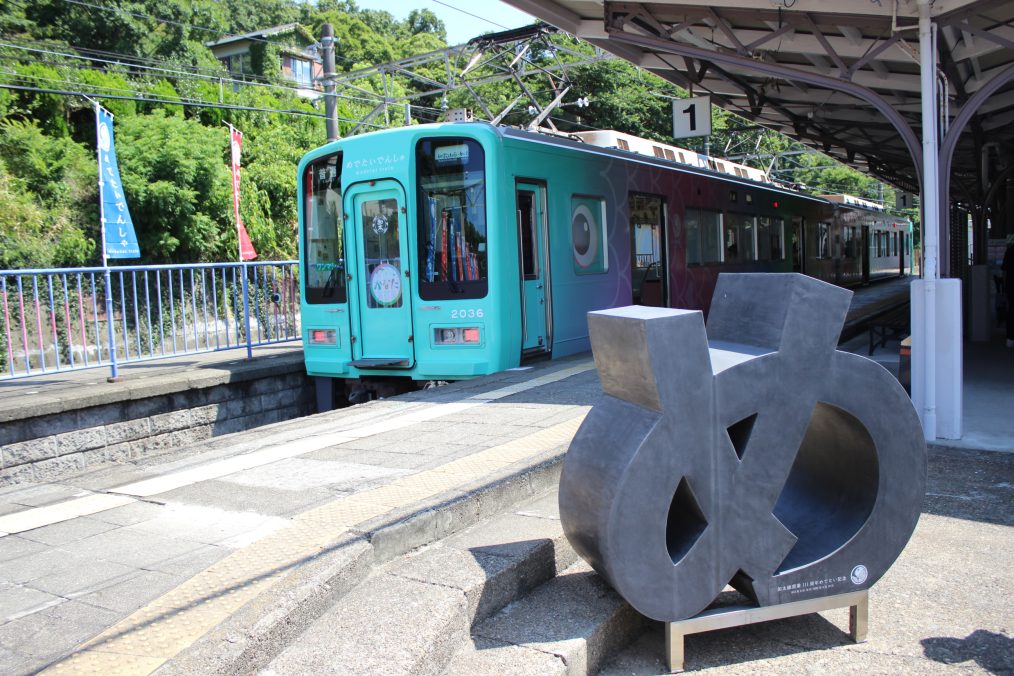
0 358 314 487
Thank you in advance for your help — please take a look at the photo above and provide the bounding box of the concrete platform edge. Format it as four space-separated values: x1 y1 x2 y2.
155 449 566 675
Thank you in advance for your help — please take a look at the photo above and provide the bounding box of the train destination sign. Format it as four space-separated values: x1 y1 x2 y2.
559 273 926 621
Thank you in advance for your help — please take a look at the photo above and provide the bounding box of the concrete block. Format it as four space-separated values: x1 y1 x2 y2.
161 537 373 675
0 421 28 448
74 405 123 430
201 383 237 406
130 430 187 459
0 582 63 623
473 561 643 676
17 517 120 548
388 542 553 625
250 375 289 396
2 438 57 466
219 395 262 419
53 427 106 455
82 442 132 467
189 403 220 426
72 568 181 615
31 454 84 481
259 389 292 411
173 387 205 410
122 396 168 421
267 573 467 676
104 417 151 444
150 409 193 434
0 535 47 563
443 636 567 675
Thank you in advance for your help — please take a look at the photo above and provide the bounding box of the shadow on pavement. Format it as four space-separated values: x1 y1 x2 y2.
921 629 1014 674
922 447 1014 527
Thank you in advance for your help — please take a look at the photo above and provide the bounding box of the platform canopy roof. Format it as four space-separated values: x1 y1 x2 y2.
503 0 1014 196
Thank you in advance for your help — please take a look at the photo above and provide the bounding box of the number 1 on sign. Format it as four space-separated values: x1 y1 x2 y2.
683 103 697 132
672 95 711 139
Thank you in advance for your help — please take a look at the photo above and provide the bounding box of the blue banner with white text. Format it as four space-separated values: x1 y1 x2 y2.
97 106 140 259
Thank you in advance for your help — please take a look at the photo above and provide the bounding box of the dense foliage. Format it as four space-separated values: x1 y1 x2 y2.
0 0 904 270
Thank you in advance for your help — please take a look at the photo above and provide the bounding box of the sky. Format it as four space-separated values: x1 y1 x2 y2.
352 0 538 46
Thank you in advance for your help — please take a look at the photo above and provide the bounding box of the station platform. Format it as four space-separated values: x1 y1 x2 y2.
0 278 1010 674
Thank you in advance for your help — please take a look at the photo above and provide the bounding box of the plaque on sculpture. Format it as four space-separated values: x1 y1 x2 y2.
559 273 926 621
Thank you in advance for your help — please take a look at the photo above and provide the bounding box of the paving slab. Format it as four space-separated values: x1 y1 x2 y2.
267 572 468 675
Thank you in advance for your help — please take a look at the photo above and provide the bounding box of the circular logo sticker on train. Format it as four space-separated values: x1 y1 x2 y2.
371 214 389 235
370 262 402 306
571 204 598 268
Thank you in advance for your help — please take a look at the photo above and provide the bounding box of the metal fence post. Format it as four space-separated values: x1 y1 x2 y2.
241 262 253 359
103 266 119 381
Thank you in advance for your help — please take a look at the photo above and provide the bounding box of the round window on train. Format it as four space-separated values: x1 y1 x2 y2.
572 204 598 268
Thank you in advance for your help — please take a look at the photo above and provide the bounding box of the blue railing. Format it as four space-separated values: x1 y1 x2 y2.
0 261 300 380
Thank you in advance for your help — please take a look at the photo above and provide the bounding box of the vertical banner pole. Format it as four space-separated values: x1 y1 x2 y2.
226 122 254 358
95 102 119 381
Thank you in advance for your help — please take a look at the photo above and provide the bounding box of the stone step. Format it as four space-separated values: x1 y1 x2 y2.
442 559 643 675
266 489 578 675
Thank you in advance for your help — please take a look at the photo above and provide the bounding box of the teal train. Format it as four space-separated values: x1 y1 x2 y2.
297 122 911 407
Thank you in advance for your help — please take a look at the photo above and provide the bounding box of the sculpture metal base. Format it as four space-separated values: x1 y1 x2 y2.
665 590 869 672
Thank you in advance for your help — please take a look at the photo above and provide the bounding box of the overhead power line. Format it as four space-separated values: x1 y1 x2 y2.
0 41 383 107
0 83 383 126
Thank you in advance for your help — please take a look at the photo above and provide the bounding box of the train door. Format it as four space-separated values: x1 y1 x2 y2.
345 180 415 367
516 181 550 353
792 216 804 273
899 231 906 275
629 194 668 306
861 226 871 283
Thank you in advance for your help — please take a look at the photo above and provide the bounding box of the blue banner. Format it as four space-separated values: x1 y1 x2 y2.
97 106 140 259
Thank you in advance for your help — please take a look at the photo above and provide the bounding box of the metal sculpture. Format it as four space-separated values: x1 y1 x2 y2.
559 273 926 621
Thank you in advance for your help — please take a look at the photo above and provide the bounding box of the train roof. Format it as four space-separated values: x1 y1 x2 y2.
495 124 827 204
570 129 770 184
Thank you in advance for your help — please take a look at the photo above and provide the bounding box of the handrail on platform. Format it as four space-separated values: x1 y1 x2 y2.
0 261 301 381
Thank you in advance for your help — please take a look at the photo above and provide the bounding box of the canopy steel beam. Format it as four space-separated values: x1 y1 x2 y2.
604 13 924 191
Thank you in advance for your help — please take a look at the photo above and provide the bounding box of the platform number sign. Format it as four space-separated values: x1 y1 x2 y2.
672 95 711 139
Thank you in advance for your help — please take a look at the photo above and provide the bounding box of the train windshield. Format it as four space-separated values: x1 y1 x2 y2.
303 153 345 304
415 137 488 300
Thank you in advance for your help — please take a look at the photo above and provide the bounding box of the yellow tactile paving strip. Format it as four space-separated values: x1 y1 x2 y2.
43 365 591 675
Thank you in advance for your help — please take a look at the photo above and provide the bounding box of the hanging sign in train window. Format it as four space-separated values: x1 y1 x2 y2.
370 262 402 306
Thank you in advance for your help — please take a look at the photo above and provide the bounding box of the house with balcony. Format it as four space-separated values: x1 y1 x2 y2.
206 23 323 98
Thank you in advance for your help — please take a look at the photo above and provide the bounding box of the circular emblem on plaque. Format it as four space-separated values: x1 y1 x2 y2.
850 564 869 585
571 204 598 268
371 214 389 235
369 263 402 306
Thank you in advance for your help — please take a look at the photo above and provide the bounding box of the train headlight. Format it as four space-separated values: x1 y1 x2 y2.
309 328 337 345
434 327 482 345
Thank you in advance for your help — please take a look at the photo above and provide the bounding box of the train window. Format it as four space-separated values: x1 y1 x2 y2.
630 194 663 271
817 222 831 259
757 216 785 260
571 195 608 274
686 209 702 265
416 137 488 300
302 152 346 304
359 197 402 309
664 148 676 161
653 146 665 158
617 138 629 150
700 209 723 263
518 190 538 279
725 213 757 263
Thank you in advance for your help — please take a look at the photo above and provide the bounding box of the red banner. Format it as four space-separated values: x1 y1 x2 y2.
229 127 257 261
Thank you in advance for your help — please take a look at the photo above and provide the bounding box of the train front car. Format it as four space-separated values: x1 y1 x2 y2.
299 124 515 407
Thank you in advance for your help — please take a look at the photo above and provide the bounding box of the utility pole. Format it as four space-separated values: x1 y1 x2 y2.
321 24 339 142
